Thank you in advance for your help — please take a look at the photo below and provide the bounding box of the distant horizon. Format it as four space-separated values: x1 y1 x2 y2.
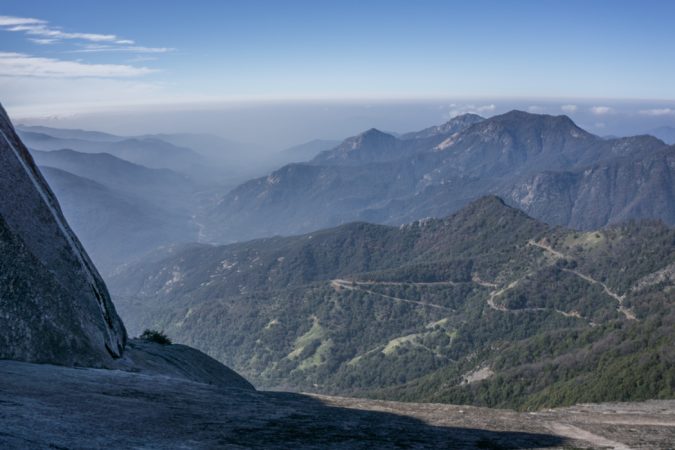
8 97 675 150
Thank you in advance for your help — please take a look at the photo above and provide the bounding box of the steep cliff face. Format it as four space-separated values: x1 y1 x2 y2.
507 147 675 229
0 104 126 366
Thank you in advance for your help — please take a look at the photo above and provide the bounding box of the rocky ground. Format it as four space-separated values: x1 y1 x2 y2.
1 359 673 449
316 395 675 450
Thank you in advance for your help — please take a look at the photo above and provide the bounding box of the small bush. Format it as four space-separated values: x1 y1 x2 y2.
139 329 172 345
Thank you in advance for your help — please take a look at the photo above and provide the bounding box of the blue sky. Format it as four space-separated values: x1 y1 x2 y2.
1 0 675 129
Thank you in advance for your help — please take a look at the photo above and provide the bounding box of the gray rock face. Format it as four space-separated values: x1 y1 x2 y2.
507 146 675 229
115 339 254 390
1 359 673 449
0 103 126 366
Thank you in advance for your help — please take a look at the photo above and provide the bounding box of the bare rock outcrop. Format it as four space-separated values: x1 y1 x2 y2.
0 103 127 366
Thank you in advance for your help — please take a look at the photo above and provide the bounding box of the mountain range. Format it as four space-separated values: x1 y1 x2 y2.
32 148 197 206
2 102 674 448
18 129 205 173
203 111 673 243
16 125 272 186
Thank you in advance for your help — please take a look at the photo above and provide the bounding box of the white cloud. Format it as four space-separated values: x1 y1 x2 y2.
126 56 160 63
590 106 613 115
0 15 135 45
71 44 174 54
6 23 131 44
0 52 155 78
638 108 674 116
28 38 58 45
527 105 545 113
0 15 45 26
447 103 496 118
561 104 577 113
0 16 169 113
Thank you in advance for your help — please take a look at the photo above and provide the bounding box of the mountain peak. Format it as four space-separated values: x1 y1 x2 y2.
491 109 566 124
361 127 385 135
356 128 395 141
471 194 507 207
469 109 595 144
447 113 485 123
453 195 515 218
311 128 400 165
493 110 583 128
438 113 485 132
497 109 533 118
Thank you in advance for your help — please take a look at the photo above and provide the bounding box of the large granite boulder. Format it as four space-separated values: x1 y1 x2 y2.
0 103 127 366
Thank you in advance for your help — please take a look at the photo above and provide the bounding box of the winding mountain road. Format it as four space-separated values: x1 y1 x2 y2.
330 279 454 311
527 240 637 320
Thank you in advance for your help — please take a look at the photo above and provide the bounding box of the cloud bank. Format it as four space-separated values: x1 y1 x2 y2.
638 108 674 116
590 106 613 115
0 52 155 78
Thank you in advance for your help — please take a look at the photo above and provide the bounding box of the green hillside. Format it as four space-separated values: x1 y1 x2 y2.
110 196 675 410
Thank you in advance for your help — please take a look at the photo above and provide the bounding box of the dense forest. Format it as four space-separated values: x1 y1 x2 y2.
111 197 675 410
